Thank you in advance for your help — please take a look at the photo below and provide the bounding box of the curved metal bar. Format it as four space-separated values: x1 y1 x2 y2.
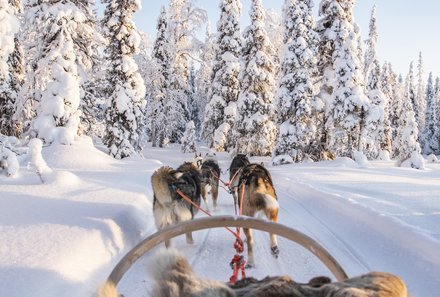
107 215 348 286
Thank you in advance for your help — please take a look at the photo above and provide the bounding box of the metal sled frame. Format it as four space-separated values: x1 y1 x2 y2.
106 215 348 287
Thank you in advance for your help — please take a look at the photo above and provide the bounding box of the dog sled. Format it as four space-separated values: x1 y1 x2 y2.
100 155 408 297
100 216 407 297
106 216 348 286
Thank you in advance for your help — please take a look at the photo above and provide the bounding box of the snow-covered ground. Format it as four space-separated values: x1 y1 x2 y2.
1 136 439 297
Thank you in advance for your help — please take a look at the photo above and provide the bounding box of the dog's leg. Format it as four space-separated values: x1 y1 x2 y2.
201 184 209 210
212 181 219 209
266 207 279 258
244 227 255 268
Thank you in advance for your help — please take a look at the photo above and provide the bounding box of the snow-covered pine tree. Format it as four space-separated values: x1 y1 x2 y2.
397 65 423 169
363 5 391 160
187 62 199 136
234 0 277 156
195 22 215 141
202 0 241 150
273 0 321 162
435 77 440 149
77 0 106 140
421 73 439 155
102 0 146 158
24 0 102 145
180 120 196 153
264 8 282 80
317 0 369 158
381 63 402 159
165 0 190 144
0 0 20 136
416 52 426 135
148 6 170 147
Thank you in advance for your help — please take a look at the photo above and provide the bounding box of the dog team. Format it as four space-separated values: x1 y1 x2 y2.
100 153 409 297
151 152 280 267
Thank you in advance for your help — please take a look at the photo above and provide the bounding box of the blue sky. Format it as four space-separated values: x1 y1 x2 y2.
133 0 440 80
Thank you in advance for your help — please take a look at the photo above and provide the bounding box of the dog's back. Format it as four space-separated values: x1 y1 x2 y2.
200 157 221 208
238 163 278 212
230 154 250 181
175 162 202 209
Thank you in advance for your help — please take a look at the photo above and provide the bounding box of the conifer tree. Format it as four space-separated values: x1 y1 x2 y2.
397 65 423 168
273 0 321 162
363 5 391 159
422 73 439 155
381 63 402 158
416 52 426 133
165 0 190 143
23 0 102 145
181 120 196 153
77 0 105 139
148 6 171 147
102 0 146 158
234 0 277 156
195 22 215 141
0 0 20 136
202 0 242 150
317 0 369 158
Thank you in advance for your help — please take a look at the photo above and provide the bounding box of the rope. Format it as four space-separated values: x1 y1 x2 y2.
175 189 243 245
175 187 246 284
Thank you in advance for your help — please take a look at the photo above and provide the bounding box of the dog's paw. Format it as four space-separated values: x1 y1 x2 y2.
271 245 279 258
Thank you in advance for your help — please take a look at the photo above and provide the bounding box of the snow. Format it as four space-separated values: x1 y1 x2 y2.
1 137 440 297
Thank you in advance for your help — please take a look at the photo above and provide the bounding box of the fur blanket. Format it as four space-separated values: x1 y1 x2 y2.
99 249 408 297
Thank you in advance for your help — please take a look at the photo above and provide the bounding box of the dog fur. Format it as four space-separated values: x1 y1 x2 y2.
229 154 250 205
230 272 408 297
150 248 235 297
98 248 408 297
151 163 201 247
237 163 279 267
200 153 221 209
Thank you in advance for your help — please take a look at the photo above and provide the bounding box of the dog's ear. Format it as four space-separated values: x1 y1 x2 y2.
260 162 265 167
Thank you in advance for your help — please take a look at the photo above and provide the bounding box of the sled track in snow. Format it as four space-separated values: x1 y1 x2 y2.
276 184 371 272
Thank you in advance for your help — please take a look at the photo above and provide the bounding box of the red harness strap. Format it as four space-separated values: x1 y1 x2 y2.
175 188 247 284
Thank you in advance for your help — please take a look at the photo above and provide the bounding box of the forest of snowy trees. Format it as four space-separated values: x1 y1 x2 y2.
1 0 440 173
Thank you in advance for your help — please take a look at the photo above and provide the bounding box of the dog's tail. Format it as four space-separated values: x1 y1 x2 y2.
97 281 119 297
258 193 279 210
151 166 175 205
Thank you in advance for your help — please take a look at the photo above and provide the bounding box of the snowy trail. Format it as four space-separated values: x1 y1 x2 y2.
274 176 440 297
115 150 440 297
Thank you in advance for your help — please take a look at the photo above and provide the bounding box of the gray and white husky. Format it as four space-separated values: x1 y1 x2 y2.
200 153 221 209
151 162 201 247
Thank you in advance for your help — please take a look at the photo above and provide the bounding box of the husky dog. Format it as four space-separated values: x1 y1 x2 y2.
200 153 221 209
237 163 279 267
151 162 201 247
193 152 203 168
229 154 250 205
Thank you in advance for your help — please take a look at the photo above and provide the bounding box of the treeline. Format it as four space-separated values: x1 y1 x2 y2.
0 0 439 169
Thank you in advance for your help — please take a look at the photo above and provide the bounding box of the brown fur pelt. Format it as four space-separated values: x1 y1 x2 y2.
149 249 235 297
230 273 408 297
98 249 408 297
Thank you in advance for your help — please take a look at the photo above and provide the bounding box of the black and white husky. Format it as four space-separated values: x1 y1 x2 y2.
151 162 201 247
200 153 221 209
